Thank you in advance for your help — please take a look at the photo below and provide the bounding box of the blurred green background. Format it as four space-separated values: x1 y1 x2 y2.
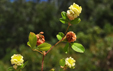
0 0 113 71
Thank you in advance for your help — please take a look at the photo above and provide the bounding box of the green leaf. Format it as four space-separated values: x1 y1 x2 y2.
28 32 37 49
64 43 69 54
56 32 64 41
27 42 31 47
59 58 65 66
70 18 81 24
20 61 28 69
20 64 24 69
60 11 69 24
60 18 68 24
8 67 14 71
71 43 85 53
61 11 67 19
36 43 51 51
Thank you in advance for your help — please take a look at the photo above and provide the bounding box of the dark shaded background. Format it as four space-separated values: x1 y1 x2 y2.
0 0 113 71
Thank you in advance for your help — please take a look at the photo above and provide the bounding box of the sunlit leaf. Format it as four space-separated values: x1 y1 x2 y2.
37 43 51 51
71 43 85 53
60 18 68 24
60 11 69 24
28 32 37 49
70 18 81 24
56 32 64 41
61 11 67 19
27 42 31 47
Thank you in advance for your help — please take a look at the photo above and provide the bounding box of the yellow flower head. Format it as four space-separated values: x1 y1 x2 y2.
67 3 82 20
65 57 76 68
11 54 24 66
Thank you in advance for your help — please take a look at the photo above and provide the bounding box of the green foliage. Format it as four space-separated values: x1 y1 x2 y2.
56 32 64 41
64 43 69 54
59 68 63 71
60 11 69 24
59 58 65 67
36 43 51 51
8 67 14 71
70 18 81 24
28 32 37 49
1 0 113 71
61 11 67 19
28 32 51 51
27 42 31 47
71 43 85 53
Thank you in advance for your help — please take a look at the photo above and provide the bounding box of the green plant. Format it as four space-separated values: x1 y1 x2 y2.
9 3 85 71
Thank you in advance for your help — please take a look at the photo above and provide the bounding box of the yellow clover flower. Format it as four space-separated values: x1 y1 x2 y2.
67 3 82 20
11 54 24 66
65 57 76 68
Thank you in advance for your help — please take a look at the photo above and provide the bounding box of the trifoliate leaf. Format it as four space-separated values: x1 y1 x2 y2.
56 32 64 41
71 43 85 53
37 43 51 51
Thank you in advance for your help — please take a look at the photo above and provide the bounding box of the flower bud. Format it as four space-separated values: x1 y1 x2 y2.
50 68 55 71
39 31 44 34
36 32 45 46
66 31 76 43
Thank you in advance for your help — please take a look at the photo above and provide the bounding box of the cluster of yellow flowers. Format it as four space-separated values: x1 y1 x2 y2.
67 3 82 20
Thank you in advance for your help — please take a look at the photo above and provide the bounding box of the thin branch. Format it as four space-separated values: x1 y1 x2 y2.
41 23 71 71
45 23 71 55
64 23 71 35
32 49 43 55
41 55 45 71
